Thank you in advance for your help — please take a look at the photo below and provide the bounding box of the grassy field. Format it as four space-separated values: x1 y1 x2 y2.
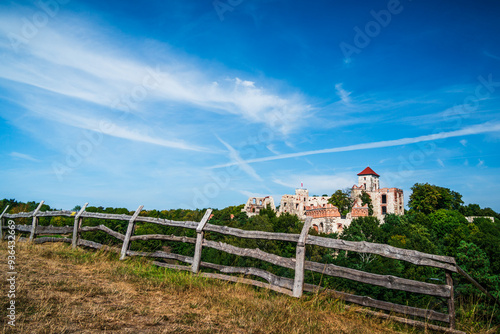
0 240 489 333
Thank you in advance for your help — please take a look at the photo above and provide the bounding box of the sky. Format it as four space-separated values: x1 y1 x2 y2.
1 0 499 212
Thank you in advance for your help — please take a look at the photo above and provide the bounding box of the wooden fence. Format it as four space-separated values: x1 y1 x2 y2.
1 203 496 334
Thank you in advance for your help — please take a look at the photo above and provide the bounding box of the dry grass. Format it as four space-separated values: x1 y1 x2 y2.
1 240 427 333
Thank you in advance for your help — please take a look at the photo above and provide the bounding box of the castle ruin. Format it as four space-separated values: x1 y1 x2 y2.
242 167 404 233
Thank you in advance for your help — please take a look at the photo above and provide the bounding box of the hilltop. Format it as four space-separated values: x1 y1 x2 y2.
0 242 416 334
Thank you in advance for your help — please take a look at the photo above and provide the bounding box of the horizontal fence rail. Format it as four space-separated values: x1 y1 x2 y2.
2 203 497 334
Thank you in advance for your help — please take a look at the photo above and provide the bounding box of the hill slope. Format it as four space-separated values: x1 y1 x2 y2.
0 241 419 334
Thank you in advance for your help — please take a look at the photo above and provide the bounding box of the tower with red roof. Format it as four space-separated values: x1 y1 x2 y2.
357 166 380 192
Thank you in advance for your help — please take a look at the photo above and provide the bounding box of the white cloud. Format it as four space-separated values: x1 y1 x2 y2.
437 159 445 167
10 152 40 162
335 83 352 105
0 12 311 136
216 136 262 181
210 121 500 168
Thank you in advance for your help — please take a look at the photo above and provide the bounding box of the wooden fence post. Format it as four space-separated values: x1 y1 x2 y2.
293 217 312 298
0 205 10 241
120 205 144 260
192 209 213 274
446 270 456 329
72 203 89 249
29 201 45 242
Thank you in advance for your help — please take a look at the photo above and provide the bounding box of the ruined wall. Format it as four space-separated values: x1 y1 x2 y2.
242 196 276 217
278 188 310 218
244 168 404 233
310 216 353 234
465 216 495 223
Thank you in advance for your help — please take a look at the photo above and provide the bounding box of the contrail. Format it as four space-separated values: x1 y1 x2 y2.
209 121 500 169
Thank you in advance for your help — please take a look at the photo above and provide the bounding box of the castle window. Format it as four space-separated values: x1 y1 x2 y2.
364 183 366 189
382 194 387 204
253 198 256 204
296 203 299 209
382 206 387 214
364 177 366 180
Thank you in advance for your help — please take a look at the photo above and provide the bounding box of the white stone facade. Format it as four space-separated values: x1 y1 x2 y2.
242 196 276 217
241 167 404 234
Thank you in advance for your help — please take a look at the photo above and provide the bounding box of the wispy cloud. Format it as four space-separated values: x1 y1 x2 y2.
210 122 500 168
0 11 311 136
216 136 262 181
484 51 500 61
335 83 352 105
10 152 40 162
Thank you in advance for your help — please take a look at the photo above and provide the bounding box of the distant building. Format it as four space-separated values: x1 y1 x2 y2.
242 196 276 217
351 167 404 218
465 216 495 223
242 167 404 234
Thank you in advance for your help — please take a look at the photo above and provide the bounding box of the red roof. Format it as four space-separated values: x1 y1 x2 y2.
357 167 380 177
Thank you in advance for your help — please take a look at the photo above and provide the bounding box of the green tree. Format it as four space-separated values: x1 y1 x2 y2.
340 216 382 243
359 190 373 216
328 189 353 217
408 183 463 214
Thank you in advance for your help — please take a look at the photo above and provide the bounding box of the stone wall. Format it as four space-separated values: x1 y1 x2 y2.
242 196 276 217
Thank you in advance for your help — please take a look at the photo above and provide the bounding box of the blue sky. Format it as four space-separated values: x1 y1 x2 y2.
1 0 499 211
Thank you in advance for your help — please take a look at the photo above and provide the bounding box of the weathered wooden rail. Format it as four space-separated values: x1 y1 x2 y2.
1 203 496 334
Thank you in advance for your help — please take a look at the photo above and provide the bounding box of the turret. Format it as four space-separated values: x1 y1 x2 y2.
357 167 380 192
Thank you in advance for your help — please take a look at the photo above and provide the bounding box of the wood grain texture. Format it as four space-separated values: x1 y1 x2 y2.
130 234 195 243
4 212 36 218
293 218 312 297
80 225 125 241
34 237 72 244
200 272 294 296
152 262 192 271
0 205 9 240
192 209 213 273
72 203 88 248
203 223 299 242
77 239 121 253
29 201 45 242
304 261 451 298
304 284 449 323
446 271 456 329
202 240 295 269
345 306 465 334
133 216 199 229
35 225 74 234
9 224 32 232
456 265 498 303
36 210 78 217
120 205 144 260
199 262 295 290
307 236 457 268
127 250 194 264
